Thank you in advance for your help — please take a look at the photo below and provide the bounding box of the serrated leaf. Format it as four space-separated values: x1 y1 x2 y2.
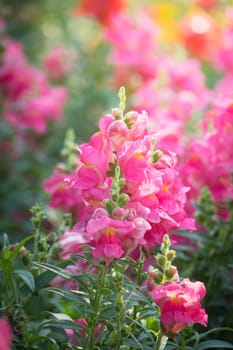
193 340 233 350
15 269 35 291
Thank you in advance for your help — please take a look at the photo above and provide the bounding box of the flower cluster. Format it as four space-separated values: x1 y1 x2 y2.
180 93 233 216
0 37 68 134
45 88 194 263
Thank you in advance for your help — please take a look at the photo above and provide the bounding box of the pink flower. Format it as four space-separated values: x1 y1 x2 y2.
76 144 109 189
43 165 83 217
0 37 68 134
50 265 80 290
0 319 12 350
105 13 159 84
51 105 194 262
151 279 207 336
87 213 135 259
66 318 104 345
65 318 87 345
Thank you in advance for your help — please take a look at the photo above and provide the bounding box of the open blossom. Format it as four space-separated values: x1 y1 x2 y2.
0 318 12 350
151 279 207 336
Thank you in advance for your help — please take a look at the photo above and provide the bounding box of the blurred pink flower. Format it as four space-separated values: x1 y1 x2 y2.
72 0 126 26
0 37 68 134
105 13 159 85
0 318 12 350
44 47 77 81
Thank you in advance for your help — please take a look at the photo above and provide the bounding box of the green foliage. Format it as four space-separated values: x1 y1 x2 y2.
175 188 233 343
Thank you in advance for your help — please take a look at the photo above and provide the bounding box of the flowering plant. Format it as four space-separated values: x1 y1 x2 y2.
1 89 233 349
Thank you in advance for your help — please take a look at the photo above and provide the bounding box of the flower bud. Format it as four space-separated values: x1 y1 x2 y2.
112 108 121 119
148 268 163 285
156 253 166 267
165 265 180 282
151 150 163 163
112 207 125 219
118 193 129 207
167 249 176 261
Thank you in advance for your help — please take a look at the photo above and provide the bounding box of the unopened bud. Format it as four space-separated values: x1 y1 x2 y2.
47 232 57 244
161 234 170 254
166 265 180 282
112 207 125 219
148 268 163 285
147 277 156 291
167 249 176 261
151 150 163 163
156 253 166 267
112 108 121 119
118 193 129 207
38 238 47 252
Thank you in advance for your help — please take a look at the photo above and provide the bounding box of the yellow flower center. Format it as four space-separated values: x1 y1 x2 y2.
104 228 115 236
134 153 144 159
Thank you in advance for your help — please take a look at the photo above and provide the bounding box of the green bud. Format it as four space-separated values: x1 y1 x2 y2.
167 249 176 261
122 325 131 336
38 238 47 252
151 150 163 163
161 234 170 254
118 178 125 188
156 254 166 267
111 193 118 202
151 269 163 285
118 193 129 207
118 86 126 117
165 265 179 282
104 199 115 214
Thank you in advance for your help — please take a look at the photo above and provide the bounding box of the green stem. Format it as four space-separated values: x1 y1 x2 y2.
87 266 107 350
115 267 124 350
155 332 168 350
137 251 144 286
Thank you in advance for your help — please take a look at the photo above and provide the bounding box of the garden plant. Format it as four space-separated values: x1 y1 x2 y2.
0 0 233 349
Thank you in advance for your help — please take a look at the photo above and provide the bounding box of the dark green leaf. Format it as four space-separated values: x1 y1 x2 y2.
193 340 233 350
15 269 35 291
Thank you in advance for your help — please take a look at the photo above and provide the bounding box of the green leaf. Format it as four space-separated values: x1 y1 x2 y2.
193 340 233 350
35 270 57 291
188 327 233 342
15 269 35 291
10 234 34 259
33 262 75 280
46 312 73 321
45 287 90 307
